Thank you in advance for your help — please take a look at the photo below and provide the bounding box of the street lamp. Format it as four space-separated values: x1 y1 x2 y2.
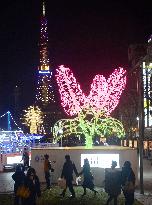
136 117 139 137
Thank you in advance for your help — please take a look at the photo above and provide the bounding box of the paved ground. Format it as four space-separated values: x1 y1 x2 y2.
0 172 14 193
0 158 152 204
135 158 152 205
142 158 152 193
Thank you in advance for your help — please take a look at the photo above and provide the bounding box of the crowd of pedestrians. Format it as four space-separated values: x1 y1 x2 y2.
11 153 135 205
104 160 136 205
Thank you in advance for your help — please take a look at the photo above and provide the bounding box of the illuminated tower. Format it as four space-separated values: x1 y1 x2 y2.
36 0 57 134
36 1 55 106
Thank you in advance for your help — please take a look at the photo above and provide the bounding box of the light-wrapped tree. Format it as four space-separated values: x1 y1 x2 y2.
22 105 43 134
54 65 127 148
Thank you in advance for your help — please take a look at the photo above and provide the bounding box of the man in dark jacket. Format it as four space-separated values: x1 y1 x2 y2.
60 155 78 198
22 148 29 170
12 164 25 205
105 161 121 205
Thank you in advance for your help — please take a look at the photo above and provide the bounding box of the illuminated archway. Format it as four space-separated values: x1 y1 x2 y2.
53 107 125 148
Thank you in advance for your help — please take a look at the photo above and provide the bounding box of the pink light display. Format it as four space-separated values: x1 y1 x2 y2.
56 65 126 116
87 68 126 115
56 65 86 116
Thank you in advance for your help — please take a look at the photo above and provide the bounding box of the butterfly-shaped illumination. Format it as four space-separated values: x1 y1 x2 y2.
56 65 126 116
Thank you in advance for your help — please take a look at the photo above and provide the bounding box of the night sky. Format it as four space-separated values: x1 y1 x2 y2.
0 0 152 114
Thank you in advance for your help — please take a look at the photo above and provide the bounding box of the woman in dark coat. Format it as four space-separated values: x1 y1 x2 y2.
23 167 41 205
121 161 135 205
79 158 98 196
105 161 121 205
12 164 25 205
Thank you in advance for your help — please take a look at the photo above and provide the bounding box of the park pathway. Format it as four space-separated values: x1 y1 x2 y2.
0 158 152 204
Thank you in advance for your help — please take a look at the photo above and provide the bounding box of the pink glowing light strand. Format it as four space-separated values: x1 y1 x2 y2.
106 67 126 114
86 75 108 113
56 65 86 116
87 67 126 115
56 65 126 116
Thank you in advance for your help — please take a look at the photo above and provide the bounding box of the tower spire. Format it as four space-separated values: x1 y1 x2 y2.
43 0 45 16
39 0 50 73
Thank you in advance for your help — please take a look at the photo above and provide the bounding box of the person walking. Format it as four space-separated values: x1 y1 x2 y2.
22 147 29 170
121 161 135 205
44 154 51 189
12 164 25 205
79 158 98 196
23 167 41 205
105 161 121 205
60 154 78 198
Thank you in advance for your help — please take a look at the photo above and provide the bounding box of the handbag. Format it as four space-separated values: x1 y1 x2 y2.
16 185 30 198
57 178 66 189
123 181 135 193
123 171 135 193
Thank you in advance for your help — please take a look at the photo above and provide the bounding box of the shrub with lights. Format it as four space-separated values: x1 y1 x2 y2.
54 65 127 148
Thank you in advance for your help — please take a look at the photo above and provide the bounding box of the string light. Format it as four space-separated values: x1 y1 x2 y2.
0 111 21 130
56 65 86 116
39 16 49 67
55 65 127 148
0 112 8 118
21 106 43 134
36 74 56 105
53 107 125 148
36 2 55 106
87 68 126 115
56 65 126 116
9 112 22 130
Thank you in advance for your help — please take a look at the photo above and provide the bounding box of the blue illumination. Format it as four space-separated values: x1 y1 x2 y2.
7 111 11 131
0 111 21 130
39 70 50 74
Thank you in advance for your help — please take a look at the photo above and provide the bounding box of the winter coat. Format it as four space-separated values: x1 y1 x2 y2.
12 170 25 194
79 163 94 189
23 175 41 205
61 160 78 181
105 168 121 196
121 167 135 191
